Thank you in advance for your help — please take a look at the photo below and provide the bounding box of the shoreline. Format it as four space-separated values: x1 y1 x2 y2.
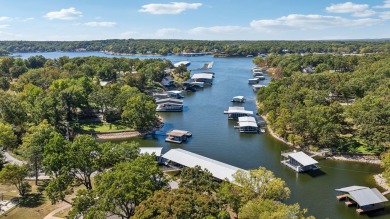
95 131 140 140
374 174 390 193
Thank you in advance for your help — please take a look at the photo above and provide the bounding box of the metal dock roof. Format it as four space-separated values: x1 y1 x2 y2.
349 188 389 206
139 147 163 157
288 151 318 166
162 149 246 182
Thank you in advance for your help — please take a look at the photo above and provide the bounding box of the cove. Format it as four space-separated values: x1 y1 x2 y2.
16 52 387 219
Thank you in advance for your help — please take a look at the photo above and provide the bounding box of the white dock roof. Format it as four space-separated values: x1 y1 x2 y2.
162 149 246 182
226 107 253 115
238 116 256 123
174 61 191 68
191 73 213 80
139 147 163 157
349 188 389 206
336 186 368 193
288 151 318 166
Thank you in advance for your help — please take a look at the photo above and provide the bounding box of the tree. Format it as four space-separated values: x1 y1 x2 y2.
71 155 166 219
0 151 6 171
98 141 139 170
239 198 315 219
233 167 291 202
0 122 17 150
381 151 390 187
68 135 101 190
218 181 243 216
22 120 56 185
179 165 219 194
121 93 157 132
0 164 31 197
133 188 224 219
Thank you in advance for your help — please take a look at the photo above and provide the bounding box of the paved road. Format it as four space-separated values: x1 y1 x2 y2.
4 152 25 165
43 202 71 219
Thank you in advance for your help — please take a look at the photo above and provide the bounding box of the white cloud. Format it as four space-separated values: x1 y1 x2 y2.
374 0 390 9
379 11 390 19
84 22 116 27
0 24 9 28
250 14 381 32
44 8 82 20
326 2 376 17
156 28 181 37
0 16 11 21
139 2 202 15
189 26 250 35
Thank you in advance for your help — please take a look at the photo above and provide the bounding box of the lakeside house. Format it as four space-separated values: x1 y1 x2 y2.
281 151 320 172
335 186 389 214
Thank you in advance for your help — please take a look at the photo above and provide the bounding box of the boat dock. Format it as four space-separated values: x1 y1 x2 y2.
165 130 192 144
335 186 389 214
224 107 254 120
281 150 320 172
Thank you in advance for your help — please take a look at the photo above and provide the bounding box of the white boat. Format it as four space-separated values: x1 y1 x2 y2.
248 78 259 84
231 96 246 103
255 75 265 80
156 103 183 112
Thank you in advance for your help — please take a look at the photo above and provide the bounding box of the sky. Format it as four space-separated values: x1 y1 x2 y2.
1 0 390 41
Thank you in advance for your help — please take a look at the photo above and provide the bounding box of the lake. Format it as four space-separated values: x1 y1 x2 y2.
15 52 388 219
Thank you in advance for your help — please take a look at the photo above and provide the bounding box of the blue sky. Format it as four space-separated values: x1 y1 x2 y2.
1 0 390 41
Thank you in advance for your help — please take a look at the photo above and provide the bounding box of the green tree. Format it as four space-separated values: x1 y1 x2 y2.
68 135 101 190
179 165 219 194
239 198 315 219
98 141 139 170
0 122 17 150
234 167 291 202
121 93 157 132
71 155 166 219
0 164 31 197
22 120 56 185
0 151 6 170
133 188 223 219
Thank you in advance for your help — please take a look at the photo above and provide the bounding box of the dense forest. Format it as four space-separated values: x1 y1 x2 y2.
256 53 390 154
2 39 390 56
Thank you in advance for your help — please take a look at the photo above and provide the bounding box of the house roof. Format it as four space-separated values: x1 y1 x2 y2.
162 149 246 182
139 147 163 157
349 188 389 206
288 151 318 166
191 73 213 80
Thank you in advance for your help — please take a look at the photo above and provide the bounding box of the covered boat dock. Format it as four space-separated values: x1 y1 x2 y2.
165 130 192 144
161 149 247 182
335 186 389 214
281 151 320 172
237 116 258 133
191 73 214 85
224 107 254 120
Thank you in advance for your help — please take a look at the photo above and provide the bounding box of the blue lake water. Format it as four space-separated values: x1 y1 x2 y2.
15 52 388 219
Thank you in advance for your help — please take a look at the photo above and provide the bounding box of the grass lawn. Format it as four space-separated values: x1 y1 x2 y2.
78 121 132 133
356 145 375 154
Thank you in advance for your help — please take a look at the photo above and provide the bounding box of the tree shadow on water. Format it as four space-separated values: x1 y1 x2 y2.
18 193 45 208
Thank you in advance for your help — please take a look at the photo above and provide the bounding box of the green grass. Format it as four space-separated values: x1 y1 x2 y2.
78 121 132 133
355 145 375 154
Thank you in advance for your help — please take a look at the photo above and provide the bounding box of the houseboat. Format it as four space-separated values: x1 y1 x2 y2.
253 71 264 77
167 90 184 99
224 107 254 120
165 130 192 144
255 75 265 80
335 186 389 214
174 61 191 68
156 98 183 112
281 151 320 172
237 116 259 133
231 96 246 103
191 73 214 85
252 84 265 92
248 78 259 84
